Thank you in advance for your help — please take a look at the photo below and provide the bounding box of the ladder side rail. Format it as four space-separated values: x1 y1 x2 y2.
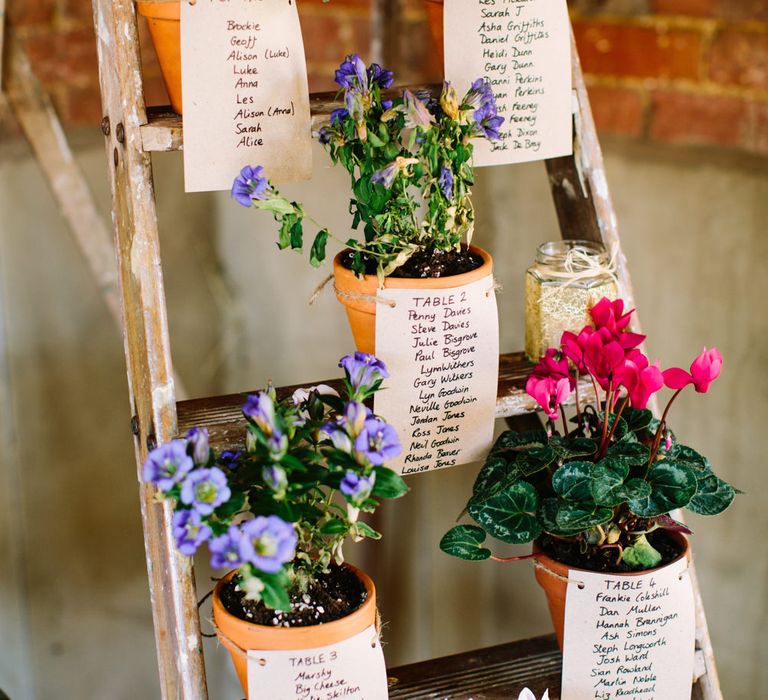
544 31 723 700
89 1 207 698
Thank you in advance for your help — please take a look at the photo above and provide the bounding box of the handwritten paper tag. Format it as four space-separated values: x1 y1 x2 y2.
181 0 312 192
246 625 387 700
561 556 695 700
374 275 499 476
443 0 572 166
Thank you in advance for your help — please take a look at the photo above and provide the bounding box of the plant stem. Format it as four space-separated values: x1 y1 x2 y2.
560 404 571 439
574 371 582 425
599 381 614 453
599 393 630 458
647 388 684 468
491 552 544 563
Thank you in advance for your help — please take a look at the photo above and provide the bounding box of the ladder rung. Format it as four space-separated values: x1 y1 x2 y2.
140 84 441 152
386 635 562 699
176 351 595 450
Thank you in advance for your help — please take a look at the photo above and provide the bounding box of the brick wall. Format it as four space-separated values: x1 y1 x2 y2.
571 0 768 154
2 0 767 156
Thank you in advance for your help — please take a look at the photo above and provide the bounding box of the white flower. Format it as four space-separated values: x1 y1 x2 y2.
291 384 339 405
517 689 549 700
241 574 265 602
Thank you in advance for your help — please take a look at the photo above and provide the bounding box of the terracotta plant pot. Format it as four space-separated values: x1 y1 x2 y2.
533 532 690 650
333 246 493 355
212 563 378 696
423 0 445 67
136 1 183 113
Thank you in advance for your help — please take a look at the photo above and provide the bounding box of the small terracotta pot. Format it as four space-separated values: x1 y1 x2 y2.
136 1 183 113
212 564 377 696
423 0 445 67
333 246 493 355
533 532 690 650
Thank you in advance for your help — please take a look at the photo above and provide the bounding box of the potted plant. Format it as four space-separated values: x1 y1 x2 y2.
440 297 736 647
233 54 503 353
136 2 183 113
142 352 408 695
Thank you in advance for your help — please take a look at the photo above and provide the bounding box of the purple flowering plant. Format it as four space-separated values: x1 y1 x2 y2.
142 353 407 610
232 55 504 283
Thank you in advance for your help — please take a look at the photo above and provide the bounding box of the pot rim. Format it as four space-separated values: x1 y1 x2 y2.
533 531 690 579
136 1 180 21
333 244 493 289
212 561 376 641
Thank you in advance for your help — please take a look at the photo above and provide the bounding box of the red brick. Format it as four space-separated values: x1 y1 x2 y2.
59 84 104 125
573 20 704 80
7 0 55 26
713 0 768 21
22 27 99 89
649 90 751 148
58 0 96 23
651 0 714 16
709 30 768 90
751 101 768 154
586 85 647 136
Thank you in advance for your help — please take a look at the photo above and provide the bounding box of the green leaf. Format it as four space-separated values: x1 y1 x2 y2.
259 572 292 612
555 503 614 532
592 458 630 507
688 473 736 516
550 436 598 460
628 461 698 517
289 219 303 250
319 518 348 535
309 229 329 268
468 481 541 544
601 412 629 441
606 441 651 467
439 525 492 561
490 430 548 456
552 461 595 503
623 478 652 501
354 521 382 540
516 445 557 477
371 466 409 499
668 444 710 471
539 498 585 536
472 454 515 499
622 534 662 570
623 407 653 434
214 490 245 519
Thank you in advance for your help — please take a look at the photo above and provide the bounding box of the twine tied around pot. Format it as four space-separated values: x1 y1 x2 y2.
532 558 690 589
535 242 620 293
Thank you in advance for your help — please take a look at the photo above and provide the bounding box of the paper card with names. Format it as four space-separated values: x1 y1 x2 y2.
561 556 696 700
374 275 499 476
246 625 388 700
181 0 312 193
443 0 572 166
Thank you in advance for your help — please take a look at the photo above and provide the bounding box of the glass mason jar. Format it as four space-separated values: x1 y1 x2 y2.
525 240 619 361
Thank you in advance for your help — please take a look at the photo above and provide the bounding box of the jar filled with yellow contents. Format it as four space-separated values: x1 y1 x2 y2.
525 240 620 361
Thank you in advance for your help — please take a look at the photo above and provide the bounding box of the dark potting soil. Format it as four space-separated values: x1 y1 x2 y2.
537 530 684 574
341 247 484 279
220 566 366 627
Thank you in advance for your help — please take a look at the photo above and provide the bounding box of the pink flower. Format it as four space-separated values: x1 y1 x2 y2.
583 328 626 390
534 348 570 380
622 351 663 409
560 327 593 373
526 374 573 421
591 298 634 334
663 347 723 394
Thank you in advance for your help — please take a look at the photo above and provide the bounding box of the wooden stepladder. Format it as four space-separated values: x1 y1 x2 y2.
89 1 723 697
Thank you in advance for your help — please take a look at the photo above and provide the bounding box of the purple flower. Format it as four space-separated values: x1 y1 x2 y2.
335 54 368 92
340 352 390 390
180 468 231 516
371 161 399 188
142 440 194 491
231 165 271 208
330 108 349 126
368 63 394 89
463 78 495 110
354 417 401 466
262 464 288 494
381 99 393 111
343 402 372 436
402 89 435 128
186 427 210 467
172 509 211 556
220 450 243 469
473 103 505 141
209 525 244 570
318 127 331 145
340 470 376 506
322 422 354 452
439 165 454 200
243 392 277 436
239 515 297 574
